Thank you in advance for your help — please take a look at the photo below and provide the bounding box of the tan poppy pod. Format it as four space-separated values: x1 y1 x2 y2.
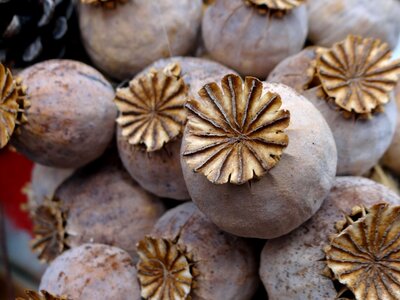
30 155 165 263
39 244 141 299
260 176 400 300
201 0 308 79
11 59 117 168
268 35 400 176
78 0 203 80
382 83 400 175
136 202 259 300
181 74 337 239
115 57 235 200
307 0 400 49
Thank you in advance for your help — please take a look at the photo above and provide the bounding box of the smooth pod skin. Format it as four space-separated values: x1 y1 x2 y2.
150 202 259 300
12 60 116 168
79 0 203 80
181 83 337 239
56 155 165 258
269 48 399 175
202 0 308 78
40 244 141 299
382 83 400 175
307 0 400 49
117 57 236 200
260 176 400 300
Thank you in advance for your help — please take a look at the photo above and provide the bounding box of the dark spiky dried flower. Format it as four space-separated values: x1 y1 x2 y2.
17 290 68 300
183 74 290 185
0 63 29 148
115 63 188 152
136 236 196 300
80 0 128 9
317 35 400 117
324 203 400 300
30 197 67 263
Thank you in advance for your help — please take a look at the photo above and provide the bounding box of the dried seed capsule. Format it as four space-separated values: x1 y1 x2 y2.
268 35 400 175
136 202 259 300
116 57 236 200
17 290 68 300
11 59 117 168
181 75 337 239
307 0 400 49
78 0 203 80
260 176 400 300
202 0 308 78
39 244 141 299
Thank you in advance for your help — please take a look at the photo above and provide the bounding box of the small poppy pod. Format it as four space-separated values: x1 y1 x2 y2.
181 74 337 239
260 176 400 300
115 57 236 200
39 244 141 299
307 0 400 49
29 154 165 263
382 83 400 175
268 35 400 176
201 0 308 79
136 202 259 300
11 59 117 168
78 0 203 80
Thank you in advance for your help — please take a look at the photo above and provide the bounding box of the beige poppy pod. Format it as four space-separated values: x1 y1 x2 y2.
382 83 400 175
136 202 259 300
307 0 400 49
30 155 165 262
39 244 141 299
201 0 308 79
268 35 400 175
260 176 400 300
11 59 117 168
181 74 337 239
78 0 202 80
115 57 235 200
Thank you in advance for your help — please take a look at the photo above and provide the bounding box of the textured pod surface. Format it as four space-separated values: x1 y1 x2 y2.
79 0 202 80
325 203 400 300
202 0 308 78
56 155 165 258
81 0 128 9
40 244 141 299
260 176 400 300
382 83 400 175
138 202 258 300
182 82 337 239
117 57 235 200
307 0 400 49
12 59 116 168
268 45 399 175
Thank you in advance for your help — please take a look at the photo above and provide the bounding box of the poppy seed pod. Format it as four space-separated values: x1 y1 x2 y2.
202 0 308 78
307 0 400 49
78 0 203 80
260 176 400 300
115 57 235 200
181 74 337 239
39 244 141 299
11 59 117 168
268 35 400 175
136 202 259 300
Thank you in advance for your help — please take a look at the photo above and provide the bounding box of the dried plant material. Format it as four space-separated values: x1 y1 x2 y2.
81 0 128 9
17 290 68 300
183 74 290 185
115 63 188 152
137 236 194 300
31 197 67 263
0 63 28 148
324 203 400 300
367 165 400 195
317 35 400 115
246 0 304 10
